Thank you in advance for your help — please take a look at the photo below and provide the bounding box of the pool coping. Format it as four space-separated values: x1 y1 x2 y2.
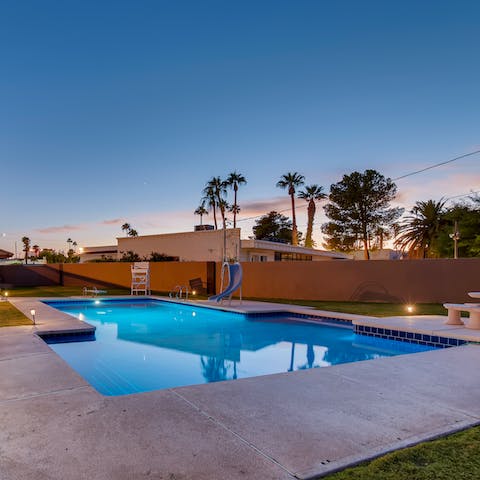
2 296 480 479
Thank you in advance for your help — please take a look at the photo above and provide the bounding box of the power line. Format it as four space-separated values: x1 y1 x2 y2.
446 189 480 201
393 149 480 181
235 149 480 224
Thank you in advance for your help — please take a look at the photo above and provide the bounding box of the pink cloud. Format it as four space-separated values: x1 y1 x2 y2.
36 224 85 234
100 218 123 225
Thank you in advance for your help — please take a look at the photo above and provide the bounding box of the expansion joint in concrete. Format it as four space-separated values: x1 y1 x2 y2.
170 389 298 479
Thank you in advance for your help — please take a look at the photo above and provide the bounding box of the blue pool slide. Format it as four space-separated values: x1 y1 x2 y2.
208 263 243 303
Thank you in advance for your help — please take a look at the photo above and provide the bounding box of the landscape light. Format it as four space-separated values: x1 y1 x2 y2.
30 309 36 324
192 290 197 296
406 304 415 313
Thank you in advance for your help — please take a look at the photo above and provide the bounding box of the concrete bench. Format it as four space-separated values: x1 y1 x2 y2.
443 303 480 329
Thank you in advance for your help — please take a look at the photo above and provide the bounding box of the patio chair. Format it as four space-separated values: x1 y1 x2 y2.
189 277 207 295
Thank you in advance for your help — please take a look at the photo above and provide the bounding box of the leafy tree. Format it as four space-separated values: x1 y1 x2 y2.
276 172 305 246
298 184 327 248
21 236 31 264
38 249 71 263
322 169 402 259
435 200 480 258
395 199 447 258
253 211 298 243
194 203 208 226
225 171 247 228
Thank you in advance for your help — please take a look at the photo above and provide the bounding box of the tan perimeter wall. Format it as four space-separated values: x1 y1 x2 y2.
237 258 480 303
61 262 208 293
3 258 479 303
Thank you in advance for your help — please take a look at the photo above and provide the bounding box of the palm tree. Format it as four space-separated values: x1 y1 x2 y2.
276 172 305 245
194 203 208 226
128 229 139 237
32 244 40 258
204 177 227 229
395 199 447 258
67 238 73 251
226 171 247 228
298 184 326 248
72 241 78 252
202 185 218 229
121 223 131 236
21 236 31 264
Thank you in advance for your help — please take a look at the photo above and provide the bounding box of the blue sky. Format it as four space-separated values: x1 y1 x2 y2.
1 0 479 253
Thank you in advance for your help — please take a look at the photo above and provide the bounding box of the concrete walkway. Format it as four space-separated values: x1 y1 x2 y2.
2 298 480 479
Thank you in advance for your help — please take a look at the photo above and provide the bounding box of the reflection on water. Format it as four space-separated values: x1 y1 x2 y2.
46 300 436 395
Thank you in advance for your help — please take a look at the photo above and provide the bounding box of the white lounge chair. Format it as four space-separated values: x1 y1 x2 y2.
83 286 107 297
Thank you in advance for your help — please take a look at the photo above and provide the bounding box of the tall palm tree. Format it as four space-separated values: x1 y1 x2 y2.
67 237 73 251
276 172 305 246
204 177 227 229
21 236 31 264
395 199 447 258
194 203 208 226
128 229 139 237
298 184 326 248
202 185 218 229
226 171 247 228
32 244 40 258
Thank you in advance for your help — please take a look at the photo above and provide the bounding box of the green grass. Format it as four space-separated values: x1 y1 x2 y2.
3 286 132 297
0 302 32 327
250 298 447 317
326 425 480 479
3 287 447 316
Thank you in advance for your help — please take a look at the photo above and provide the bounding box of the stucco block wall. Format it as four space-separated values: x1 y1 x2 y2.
237 258 480 303
62 262 208 292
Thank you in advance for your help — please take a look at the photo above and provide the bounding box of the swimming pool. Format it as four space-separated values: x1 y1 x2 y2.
44 299 437 396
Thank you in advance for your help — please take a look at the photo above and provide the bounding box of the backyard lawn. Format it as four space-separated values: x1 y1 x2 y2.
327 425 480 479
0 302 32 327
2 287 447 317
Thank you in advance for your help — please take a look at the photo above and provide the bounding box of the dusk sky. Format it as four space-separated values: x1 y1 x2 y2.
1 0 479 254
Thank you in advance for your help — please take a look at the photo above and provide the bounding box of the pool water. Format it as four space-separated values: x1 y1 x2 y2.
44 299 436 396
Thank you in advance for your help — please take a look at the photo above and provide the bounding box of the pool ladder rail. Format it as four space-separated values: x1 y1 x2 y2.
169 285 190 300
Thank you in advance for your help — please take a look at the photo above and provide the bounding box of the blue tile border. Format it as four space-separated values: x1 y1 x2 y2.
354 324 467 349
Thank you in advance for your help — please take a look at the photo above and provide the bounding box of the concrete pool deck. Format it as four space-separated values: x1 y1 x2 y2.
2 297 480 479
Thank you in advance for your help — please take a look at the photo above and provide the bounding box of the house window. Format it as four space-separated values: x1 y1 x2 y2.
274 252 313 261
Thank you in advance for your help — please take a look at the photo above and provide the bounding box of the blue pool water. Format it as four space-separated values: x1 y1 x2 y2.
44 299 436 396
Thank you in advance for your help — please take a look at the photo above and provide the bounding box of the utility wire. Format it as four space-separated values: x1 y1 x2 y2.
236 149 480 224
392 149 480 181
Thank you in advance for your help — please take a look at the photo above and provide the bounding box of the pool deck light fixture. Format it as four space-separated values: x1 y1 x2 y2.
30 309 36 324
406 304 415 314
